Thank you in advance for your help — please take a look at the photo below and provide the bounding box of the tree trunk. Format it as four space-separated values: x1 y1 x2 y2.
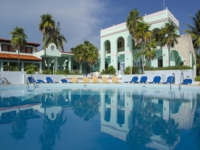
142 44 145 74
168 46 170 67
18 49 20 71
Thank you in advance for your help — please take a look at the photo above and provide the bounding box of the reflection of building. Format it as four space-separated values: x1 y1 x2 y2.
99 88 197 150
0 89 72 123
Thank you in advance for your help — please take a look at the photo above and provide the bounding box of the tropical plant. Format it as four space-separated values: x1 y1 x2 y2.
71 41 99 73
133 21 152 73
45 22 67 52
126 8 143 37
185 10 200 52
101 66 116 74
10 26 27 71
38 14 55 69
159 22 180 67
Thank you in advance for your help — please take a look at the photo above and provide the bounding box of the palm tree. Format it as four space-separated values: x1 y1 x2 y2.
134 21 152 73
185 10 200 52
84 41 99 72
45 22 67 52
38 14 55 69
159 22 180 67
10 27 27 71
71 41 99 73
126 8 143 37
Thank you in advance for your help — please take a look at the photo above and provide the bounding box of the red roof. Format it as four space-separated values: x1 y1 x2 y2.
0 38 40 47
0 53 41 61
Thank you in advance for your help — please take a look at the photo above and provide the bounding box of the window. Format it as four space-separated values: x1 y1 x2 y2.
118 41 124 48
2 45 8 51
27 47 32 53
21 48 25 53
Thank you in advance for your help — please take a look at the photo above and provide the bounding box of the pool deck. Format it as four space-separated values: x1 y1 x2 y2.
0 82 199 91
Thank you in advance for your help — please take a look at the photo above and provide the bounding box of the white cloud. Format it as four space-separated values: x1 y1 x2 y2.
0 0 108 51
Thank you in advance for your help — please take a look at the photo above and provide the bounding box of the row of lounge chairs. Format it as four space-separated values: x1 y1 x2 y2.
27 75 193 85
124 75 192 85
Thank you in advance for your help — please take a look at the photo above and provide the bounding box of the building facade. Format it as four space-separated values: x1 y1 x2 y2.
0 39 91 74
100 9 196 74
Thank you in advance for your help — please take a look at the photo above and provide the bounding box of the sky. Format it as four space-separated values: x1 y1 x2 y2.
0 0 199 51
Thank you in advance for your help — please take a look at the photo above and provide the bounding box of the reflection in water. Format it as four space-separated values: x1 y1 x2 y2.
0 88 199 149
190 94 200 149
73 90 99 121
100 88 198 150
10 115 27 140
39 111 67 150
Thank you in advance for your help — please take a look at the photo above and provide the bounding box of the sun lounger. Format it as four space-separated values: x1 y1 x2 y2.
162 76 175 84
28 77 44 84
102 77 109 83
182 79 192 84
61 79 72 83
136 76 148 84
149 76 161 84
83 76 89 83
92 76 98 83
112 76 120 83
46 77 59 83
71 77 78 83
124 76 138 83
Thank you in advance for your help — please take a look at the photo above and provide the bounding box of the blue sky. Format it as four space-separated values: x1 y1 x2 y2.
0 0 199 51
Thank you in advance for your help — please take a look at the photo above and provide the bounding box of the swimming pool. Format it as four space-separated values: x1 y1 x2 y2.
0 84 199 150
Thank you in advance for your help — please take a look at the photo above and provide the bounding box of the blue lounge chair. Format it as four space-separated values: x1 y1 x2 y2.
149 76 161 84
182 79 192 84
136 76 148 84
124 76 138 83
61 79 72 83
162 76 175 84
46 77 54 83
37 79 45 83
27 77 37 84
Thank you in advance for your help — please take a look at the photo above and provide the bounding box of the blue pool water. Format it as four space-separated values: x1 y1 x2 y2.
0 85 200 150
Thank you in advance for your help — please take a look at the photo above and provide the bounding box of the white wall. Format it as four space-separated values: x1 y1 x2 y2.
122 70 194 84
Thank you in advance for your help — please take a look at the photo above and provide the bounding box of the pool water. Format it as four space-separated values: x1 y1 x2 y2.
0 87 200 150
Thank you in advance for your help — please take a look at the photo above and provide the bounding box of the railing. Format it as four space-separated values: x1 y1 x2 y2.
170 73 175 89
0 72 2 85
179 72 184 90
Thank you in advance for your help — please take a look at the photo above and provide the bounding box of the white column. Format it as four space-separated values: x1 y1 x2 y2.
39 62 42 72
100 41 105 71
21 62 24 72
0 61 3 71
68 57 71 71
111 39 118 71
54 58 58 72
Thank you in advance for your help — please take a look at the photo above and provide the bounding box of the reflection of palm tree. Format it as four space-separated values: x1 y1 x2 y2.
74 95 99 121
160 118 180 146
10 99 27 140
10 115 27 140
190 97 200 149
127 102 155 149
39 110 67 150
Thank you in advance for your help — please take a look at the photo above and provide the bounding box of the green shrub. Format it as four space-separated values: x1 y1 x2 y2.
132 66 139 74
124 66 131 74
195 76 200 81
26 69 35 74
42 69 52 74
101 66 116 75
145 65 192 71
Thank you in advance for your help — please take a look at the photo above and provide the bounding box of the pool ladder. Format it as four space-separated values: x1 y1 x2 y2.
170 73 175 89
179 72 184 90
0 72 2 85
